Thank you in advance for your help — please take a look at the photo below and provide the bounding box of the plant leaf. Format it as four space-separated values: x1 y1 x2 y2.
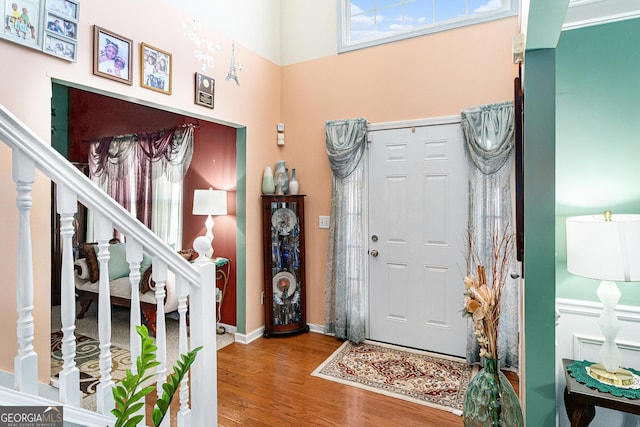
123 415 144 427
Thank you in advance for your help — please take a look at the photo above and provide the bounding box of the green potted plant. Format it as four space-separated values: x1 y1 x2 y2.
112 325 201 427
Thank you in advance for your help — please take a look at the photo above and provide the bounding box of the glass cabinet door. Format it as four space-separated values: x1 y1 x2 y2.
261 195 308 337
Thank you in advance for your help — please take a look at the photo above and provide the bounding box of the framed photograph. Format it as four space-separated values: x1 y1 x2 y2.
1 0 45 50
45 11 74 39
44 32 74 60
45 0 76 20
195 72 215 109
42 0 77 60
141 42 172 94
93 26 132 85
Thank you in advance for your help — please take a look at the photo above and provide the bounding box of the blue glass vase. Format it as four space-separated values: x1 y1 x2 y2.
463 357 523 427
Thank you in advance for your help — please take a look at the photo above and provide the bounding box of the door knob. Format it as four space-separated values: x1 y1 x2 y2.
370 250 379 257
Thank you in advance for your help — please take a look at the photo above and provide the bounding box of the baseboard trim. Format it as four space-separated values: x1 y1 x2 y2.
234 326 264 344
235 323 327 345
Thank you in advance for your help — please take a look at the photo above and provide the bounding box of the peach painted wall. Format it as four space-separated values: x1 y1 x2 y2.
279 17 520 327
0 0 281 381
0 0 518 384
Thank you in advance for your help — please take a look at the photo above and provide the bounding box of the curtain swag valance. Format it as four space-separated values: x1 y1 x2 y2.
89 124 196 184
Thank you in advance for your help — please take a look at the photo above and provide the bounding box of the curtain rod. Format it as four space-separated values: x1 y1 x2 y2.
84 123 199 143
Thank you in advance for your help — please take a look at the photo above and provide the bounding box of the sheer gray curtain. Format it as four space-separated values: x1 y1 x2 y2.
324 118 368 343
461 101 519 368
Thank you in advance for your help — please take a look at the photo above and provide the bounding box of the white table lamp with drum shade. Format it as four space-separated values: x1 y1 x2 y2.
192 188 227 257
566 211 640 386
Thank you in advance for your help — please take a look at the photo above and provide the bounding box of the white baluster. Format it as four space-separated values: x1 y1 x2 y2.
176 274 191 426
57 183 80 406
12 149 37 394
94 212 114 414
190 237 218 426
152 259 169 427
125 239 145 424
126 240 143 366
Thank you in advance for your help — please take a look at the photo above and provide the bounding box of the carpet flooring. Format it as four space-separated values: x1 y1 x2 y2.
50 303 234 410
311 340 477 416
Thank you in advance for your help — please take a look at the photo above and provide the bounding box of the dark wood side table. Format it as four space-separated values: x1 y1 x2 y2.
563 358 640 426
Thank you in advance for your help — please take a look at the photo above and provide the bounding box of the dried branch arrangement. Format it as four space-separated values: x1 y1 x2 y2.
463 227 515 359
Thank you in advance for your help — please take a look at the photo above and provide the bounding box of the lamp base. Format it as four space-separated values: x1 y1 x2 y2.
587 363 634 386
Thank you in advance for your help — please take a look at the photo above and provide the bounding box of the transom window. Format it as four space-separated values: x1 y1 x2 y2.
338 0 517 52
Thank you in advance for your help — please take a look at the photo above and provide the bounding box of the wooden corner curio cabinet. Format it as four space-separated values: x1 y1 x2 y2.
261 195 309 337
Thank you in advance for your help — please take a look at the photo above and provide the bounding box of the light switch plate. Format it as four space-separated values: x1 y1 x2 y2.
319 216 330 229
277 123 285 132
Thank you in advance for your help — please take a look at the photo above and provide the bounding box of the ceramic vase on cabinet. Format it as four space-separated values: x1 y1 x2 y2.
262 166 275 195
463 357 523 427
289 168 299 195
283 167 290 194
274 160 287 195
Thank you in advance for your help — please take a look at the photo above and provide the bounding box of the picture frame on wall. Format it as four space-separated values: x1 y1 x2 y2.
45 0 77 20
42 0 78 61
93 25 132 85
45 11 75 39
44 31 74 60
1 0 45 50
195 72 215 109
141 42 172 95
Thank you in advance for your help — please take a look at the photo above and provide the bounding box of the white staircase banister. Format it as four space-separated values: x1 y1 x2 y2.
0 103 200 287
1 101 220 425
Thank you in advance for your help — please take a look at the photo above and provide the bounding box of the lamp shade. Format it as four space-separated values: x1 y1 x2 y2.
192 189 227 216
566 214 640 282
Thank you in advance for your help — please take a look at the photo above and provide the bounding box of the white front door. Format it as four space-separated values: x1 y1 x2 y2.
368 120 468 357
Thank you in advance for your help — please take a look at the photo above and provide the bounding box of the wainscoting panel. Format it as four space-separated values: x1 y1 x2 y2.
556 298 640 427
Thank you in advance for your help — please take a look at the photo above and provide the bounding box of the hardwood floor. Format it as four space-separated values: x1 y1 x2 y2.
148 332 520 426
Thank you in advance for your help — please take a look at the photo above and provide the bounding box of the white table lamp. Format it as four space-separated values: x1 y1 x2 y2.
566 211 640 386
193 188 227 255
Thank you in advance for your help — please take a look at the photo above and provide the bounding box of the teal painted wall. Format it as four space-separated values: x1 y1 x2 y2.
50 84 68 156
555 18 640 307
235 127 247 334
524 48 557 426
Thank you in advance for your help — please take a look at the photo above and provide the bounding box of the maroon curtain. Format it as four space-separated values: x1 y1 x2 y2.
89 125 193 233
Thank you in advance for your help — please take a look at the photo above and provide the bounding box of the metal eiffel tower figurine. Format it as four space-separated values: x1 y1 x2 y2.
226 42 240 86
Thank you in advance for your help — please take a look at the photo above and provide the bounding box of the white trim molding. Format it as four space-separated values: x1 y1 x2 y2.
235 323 327 345
564 0 640 30
556 297 640 322
367 115 461 132
556 298 640 427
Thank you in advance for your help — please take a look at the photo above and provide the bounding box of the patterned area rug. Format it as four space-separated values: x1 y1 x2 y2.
311 340 477 416
50 332 131 397
50 329 235 399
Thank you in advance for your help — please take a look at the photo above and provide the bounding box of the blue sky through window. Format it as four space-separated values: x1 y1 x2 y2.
349 0 505 42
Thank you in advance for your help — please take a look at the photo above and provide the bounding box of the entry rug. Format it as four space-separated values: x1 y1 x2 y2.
311 340 477 416
50 332 131 397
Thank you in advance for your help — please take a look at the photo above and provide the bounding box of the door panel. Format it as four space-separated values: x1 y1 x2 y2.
368 123 468 356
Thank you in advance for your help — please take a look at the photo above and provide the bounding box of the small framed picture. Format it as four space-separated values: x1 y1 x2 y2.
93 26 132 85
141 42 172 95
1 0 44 49
44 32 74 60
45 11 74 39
195 72 215 109
45 0 77 20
